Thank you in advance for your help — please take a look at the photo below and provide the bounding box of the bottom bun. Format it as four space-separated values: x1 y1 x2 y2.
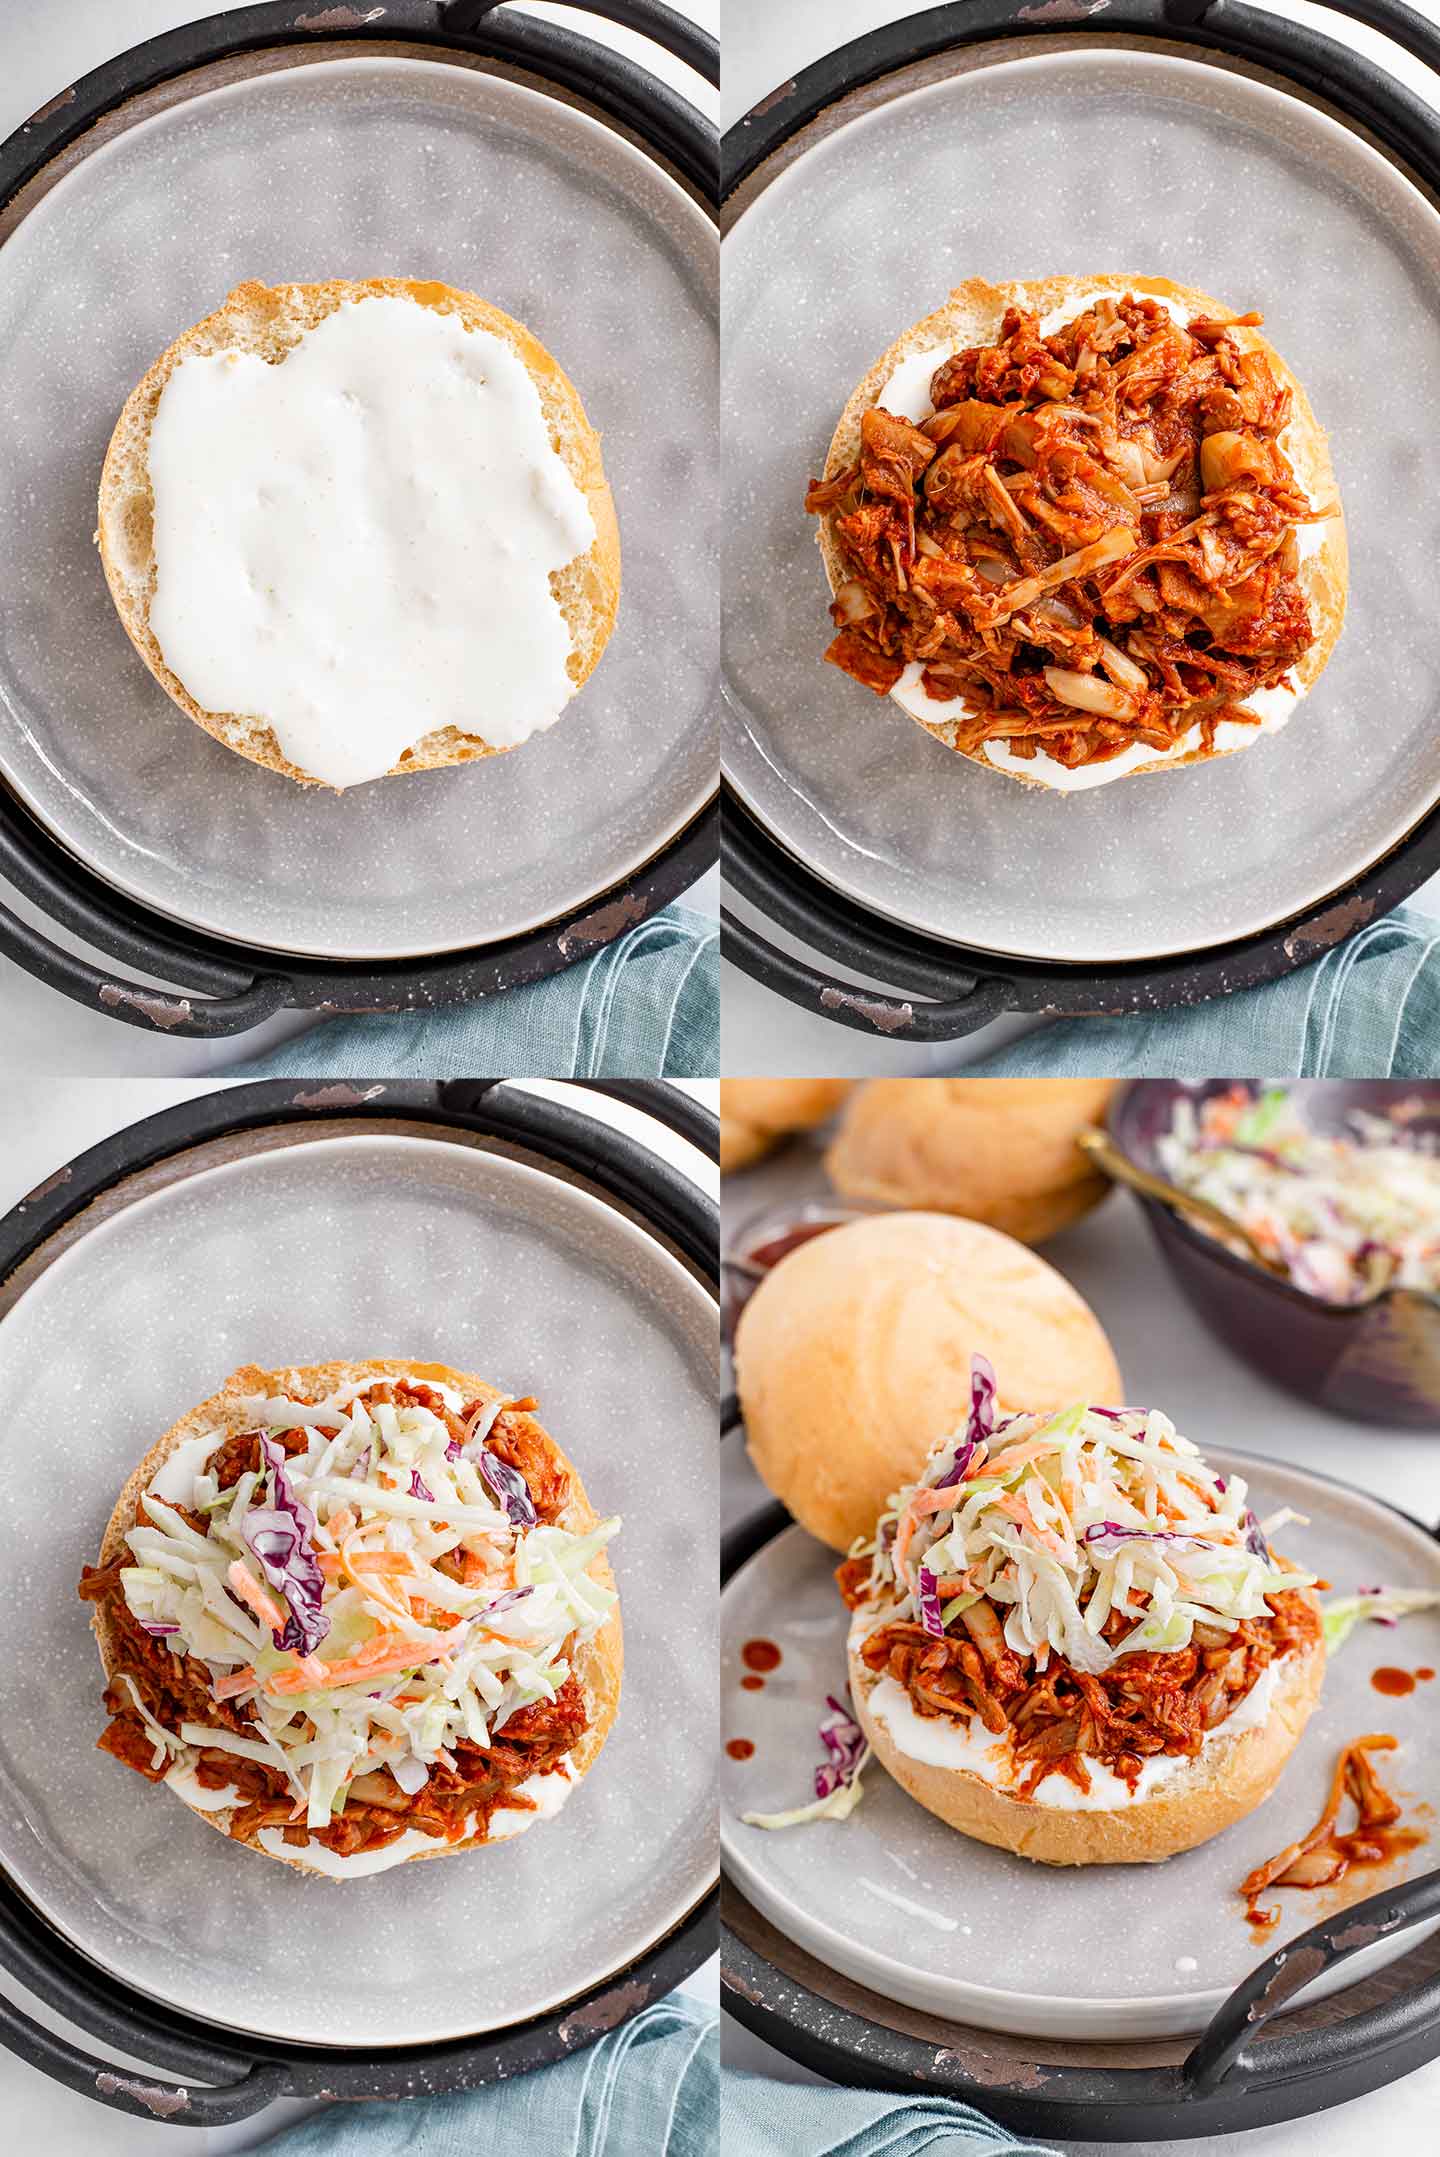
847 1592 1324 1866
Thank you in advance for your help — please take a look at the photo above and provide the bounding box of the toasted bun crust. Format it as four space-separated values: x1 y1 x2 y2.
825 1078 1116 1243
97 279 622 787
849 1582 1325 1864
89 1359 622 1879
734 1212 1122 1552
720 1079 853 1173
815 273 1347 790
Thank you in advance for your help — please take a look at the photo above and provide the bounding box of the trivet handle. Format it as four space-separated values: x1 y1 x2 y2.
1240 0 1440 76
443 0 719 87
723 907 1012 1042
0 896 288 1036
0 1987 289 2125
1184 1862 1440 2095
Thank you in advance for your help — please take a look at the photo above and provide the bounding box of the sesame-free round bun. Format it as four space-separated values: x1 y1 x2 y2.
720 1079 853 1172
97 279 621 787
848 1577 1324 1864
826 1078 1116 1244
734 1213 1121 1551
814 273 1347 791
87 1360 622 1880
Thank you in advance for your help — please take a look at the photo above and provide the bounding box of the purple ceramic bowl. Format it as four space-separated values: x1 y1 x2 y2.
1109 1081 1440 1429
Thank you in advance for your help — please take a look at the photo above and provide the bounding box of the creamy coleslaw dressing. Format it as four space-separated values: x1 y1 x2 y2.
146 296 597 789
874 290 1314 789
861 1655 1283 1811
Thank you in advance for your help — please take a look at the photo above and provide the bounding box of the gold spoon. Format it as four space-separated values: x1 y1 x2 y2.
1076 1126 1293 1281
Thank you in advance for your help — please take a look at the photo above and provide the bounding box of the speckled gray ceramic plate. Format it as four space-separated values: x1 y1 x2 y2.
0 55 715 959
0 1132 717 2046
723 48 1440 963
722 1453 1440 2040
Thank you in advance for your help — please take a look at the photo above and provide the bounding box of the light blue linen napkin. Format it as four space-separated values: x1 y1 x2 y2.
252 1995 716 2156
224 904 718 1079
723 2069 1061 2156
968 904 1440 1077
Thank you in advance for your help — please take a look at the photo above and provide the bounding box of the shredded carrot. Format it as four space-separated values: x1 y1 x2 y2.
994 1490 1069 1559
339 1533 414 1621
895 1483 963 1582
212 1666 257 1701
266 1632 456 1694
327 1507 356 1539
227 1561 285 1631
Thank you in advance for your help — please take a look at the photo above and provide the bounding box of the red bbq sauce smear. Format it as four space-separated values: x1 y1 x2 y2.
742 1640 782 1675
1240 1734 1425 1929
726 1739 755 1762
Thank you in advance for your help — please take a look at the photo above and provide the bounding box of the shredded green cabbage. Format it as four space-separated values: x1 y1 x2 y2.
118 1379 619 1826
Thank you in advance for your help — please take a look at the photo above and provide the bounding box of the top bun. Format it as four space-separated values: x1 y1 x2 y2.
734 1212 1121 1550
721 1079 852 1172
826 1078 1116 1243
97 279 621 787
814 273 1346 791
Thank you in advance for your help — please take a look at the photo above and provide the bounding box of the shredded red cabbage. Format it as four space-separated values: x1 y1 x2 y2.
917 1565 945 1638
934 1438 978 1492
480 1586 534 1618
967 1354 997 1442
410 1470 434 1504
142 1621 181 1637
934 1355 998 1490
244 1436 330 1656
1243 1510 1272 1561
478 1448 538 1530
814 1692 866 1800
1083 1521 1203 1549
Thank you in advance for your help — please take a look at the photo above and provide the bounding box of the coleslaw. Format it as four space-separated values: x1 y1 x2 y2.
852 1358 1316 1673
1157 1086 1440 1303
115 1375 619 1834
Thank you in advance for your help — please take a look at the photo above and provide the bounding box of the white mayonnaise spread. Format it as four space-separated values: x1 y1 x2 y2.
146 296 597 789
254 1823 465 1879
247 1759 576 1877
863 1657 1282 1811
484 1757 576 1840
163 1761 239 1812
147 1430 223 1502
876 289 1314 789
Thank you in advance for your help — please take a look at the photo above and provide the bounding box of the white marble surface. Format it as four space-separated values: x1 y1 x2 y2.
0 0 717 1076
0 1076 717 2149
720 1129 1440 2150
720 0 1440 1076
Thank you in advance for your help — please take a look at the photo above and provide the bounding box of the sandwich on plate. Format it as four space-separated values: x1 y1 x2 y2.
98 278 620 789
837 1358 1323 1862
78 1360 621 1878
805 275 1345 792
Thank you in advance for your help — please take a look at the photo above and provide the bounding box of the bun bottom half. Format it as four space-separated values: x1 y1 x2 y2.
847 1594 1323 1866
90 1358 622 1878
